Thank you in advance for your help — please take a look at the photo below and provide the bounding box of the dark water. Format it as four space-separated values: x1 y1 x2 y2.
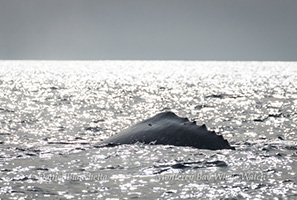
0 61 296 199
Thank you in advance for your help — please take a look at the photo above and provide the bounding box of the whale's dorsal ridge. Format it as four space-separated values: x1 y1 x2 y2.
100 112 234 150
156 111 178 118
201 124 207 129
155 111 191 123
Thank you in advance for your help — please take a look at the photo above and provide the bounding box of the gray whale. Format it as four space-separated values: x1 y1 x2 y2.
99 112 234 150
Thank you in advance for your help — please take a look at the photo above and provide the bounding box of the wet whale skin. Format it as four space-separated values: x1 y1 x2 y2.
100 112 234 150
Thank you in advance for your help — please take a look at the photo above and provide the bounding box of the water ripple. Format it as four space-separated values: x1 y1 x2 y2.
0 61 296 199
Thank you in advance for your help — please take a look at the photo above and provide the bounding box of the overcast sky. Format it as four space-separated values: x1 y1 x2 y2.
0 0 297 60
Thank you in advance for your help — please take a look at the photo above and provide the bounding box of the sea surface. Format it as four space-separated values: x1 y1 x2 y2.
0 61 296 200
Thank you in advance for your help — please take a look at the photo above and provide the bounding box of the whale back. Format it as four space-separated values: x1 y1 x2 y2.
100 112 234 150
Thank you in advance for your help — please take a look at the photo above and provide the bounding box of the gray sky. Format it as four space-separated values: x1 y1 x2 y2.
0 0 297 60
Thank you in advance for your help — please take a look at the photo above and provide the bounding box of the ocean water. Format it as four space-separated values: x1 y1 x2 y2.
0 60 296 199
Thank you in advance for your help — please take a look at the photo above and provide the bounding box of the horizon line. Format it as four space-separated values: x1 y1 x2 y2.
0 59 296 62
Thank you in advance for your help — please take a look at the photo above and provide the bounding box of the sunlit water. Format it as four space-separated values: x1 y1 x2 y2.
0 61 296 199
